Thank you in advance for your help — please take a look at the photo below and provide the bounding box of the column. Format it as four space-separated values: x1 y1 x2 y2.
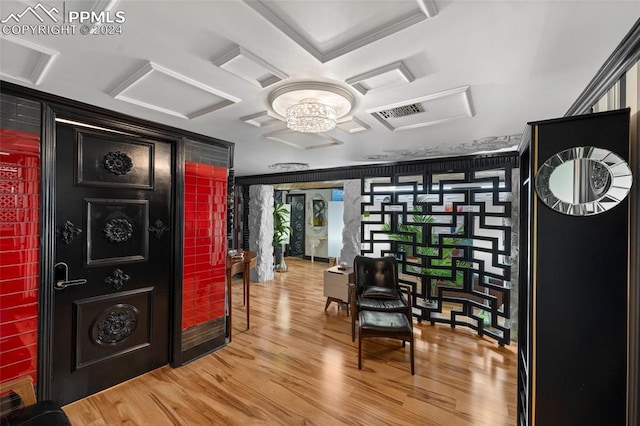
249 185 274 282
340 179 362 267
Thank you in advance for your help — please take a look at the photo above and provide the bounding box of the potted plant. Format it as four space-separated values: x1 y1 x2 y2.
273 202 292 272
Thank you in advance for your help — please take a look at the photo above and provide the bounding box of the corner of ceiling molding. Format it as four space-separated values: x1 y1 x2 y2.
337 117 370 133
212 44 288 88
417 0 438 18
240 111 282 127
0 36 59 85
212 45 242 67
242 0 324 62
345 61 414 95
108 61 154 98
187 100 236 120
461 86 476 117
245 0 432 63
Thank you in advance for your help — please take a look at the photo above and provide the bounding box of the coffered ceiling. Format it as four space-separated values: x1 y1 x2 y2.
1 0 638 176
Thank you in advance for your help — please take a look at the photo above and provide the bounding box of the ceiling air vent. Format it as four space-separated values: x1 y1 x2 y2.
377 103 425 119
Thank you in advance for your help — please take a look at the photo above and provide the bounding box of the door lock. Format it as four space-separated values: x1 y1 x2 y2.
54 262 87 290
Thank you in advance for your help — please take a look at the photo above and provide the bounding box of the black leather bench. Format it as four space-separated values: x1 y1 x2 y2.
358 310 414 375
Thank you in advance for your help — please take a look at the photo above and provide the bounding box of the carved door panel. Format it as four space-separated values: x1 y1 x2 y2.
51 123 172 405
287 194 305 257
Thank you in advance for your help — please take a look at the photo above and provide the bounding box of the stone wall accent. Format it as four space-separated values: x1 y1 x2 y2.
249 185 274 282
509 167 519 341
340 179 362 267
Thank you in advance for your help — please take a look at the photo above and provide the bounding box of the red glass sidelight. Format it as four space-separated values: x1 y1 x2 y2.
0 249 39 266
0 277 38 296
0 288 37 305
0 263 39 281
0 318 38 341
0 128 40 385
0 331 37 353
182 162 227 330
0 358 37 385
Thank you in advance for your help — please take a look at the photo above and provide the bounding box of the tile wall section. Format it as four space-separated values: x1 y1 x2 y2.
0 130 40 383
182 162 227 329
0 94 41 384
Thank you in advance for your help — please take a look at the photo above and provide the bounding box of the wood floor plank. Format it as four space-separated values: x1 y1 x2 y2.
63 258 517 425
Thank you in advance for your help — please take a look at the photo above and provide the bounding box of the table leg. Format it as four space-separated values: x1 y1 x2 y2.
244 263 250 330
226 268 232 342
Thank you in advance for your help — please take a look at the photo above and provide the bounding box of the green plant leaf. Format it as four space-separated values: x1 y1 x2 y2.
383 205 471 285
273 202 292 247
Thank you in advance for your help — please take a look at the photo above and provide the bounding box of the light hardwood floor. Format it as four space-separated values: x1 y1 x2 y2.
63 257 517 425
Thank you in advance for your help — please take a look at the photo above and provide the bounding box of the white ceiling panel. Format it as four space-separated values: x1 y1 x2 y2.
367 86 475 131
346 61 414 95
213 45 288 88
109 62 240 120
0 0 637 176
243 0 438 62
0 36 58 85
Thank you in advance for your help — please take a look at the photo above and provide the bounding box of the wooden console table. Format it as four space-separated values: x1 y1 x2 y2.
226 250 257 342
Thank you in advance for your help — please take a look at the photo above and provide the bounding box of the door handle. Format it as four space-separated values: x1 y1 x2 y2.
54 262 87 290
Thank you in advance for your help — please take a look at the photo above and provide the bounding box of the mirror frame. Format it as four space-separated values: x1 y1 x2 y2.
535 146 633 216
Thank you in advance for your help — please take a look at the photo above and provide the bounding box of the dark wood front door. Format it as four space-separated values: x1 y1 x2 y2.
287 194 305 258
51 123 173 405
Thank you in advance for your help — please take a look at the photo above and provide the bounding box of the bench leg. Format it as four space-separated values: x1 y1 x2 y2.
352 310 357 342
358 328 363 369
410 333 415 375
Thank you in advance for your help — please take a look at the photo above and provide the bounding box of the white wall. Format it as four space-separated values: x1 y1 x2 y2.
304 189 332 258
327 201 344 260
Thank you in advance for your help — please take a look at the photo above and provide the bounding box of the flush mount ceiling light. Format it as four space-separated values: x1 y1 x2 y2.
269 82 355 133
286 98 336 133
268 162 310 171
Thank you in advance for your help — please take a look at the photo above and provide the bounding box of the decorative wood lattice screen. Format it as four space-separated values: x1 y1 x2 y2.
361 166 514 345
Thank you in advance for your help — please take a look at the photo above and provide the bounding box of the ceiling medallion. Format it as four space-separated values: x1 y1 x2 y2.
268 82 355 134
268 163 310 172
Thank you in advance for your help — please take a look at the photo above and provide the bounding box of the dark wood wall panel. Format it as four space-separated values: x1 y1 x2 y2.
521 108 630 425
0 81 235 395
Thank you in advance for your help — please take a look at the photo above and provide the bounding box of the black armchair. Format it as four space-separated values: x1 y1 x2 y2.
348 255 413 342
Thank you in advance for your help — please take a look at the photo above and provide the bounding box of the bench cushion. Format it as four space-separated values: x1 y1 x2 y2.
356 294 407 312
359 311 411 337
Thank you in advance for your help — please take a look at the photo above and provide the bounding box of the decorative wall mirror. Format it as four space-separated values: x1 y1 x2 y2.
535 146 633 216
